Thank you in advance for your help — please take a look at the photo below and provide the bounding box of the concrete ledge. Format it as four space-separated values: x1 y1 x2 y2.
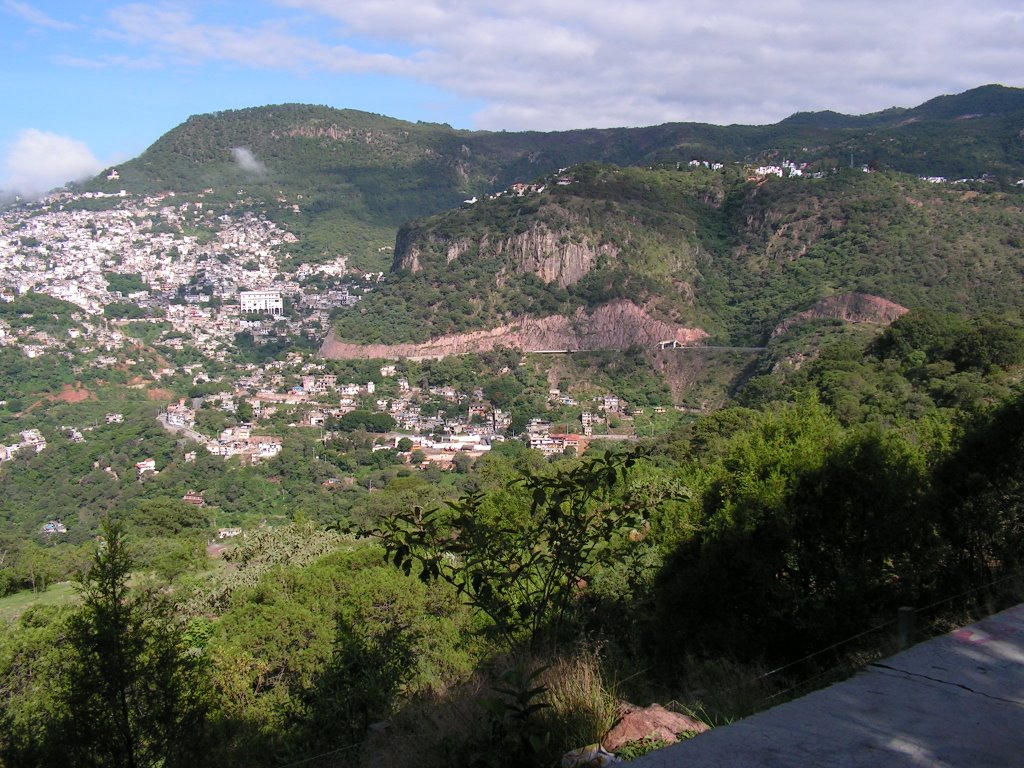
631 604 1024 767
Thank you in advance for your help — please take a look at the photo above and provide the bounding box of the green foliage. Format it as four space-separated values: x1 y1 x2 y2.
574 347 675 408
336 409 396 433
0 405 185 535
103 272 149 295
0 603 72 765
378 447 675 644
103 301 150 319
0 347 76 407
124 496 211 537
1 376 1023 767
655 401 938 659
468 665 551 767
45 519 210 767
875 310 1024 372
122 320 171 343
0 292 79 335
482 375 524 409
205 544 474 763
931 391 1024 590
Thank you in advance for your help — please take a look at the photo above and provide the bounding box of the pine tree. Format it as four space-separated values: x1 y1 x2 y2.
51 518 208 768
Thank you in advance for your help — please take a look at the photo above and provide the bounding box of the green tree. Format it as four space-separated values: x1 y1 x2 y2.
655 402 935 660
50 518 209 768
235 399 254 422
378 448 669 644
452 451 474 474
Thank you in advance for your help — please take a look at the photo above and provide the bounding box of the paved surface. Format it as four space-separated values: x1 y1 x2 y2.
632 604 1024 767
156 413 209 445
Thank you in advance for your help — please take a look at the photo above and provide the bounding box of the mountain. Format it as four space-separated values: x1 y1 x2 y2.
63 85 1024 356
327 162 1024 351
82 85 1024 273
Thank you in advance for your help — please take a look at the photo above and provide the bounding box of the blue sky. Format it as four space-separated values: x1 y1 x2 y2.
3 0 1024 196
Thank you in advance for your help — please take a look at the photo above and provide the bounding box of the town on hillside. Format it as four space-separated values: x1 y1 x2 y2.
0 181 677 531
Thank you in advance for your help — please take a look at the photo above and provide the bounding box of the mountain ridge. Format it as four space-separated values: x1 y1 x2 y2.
332 163 1024 349
59 85 1024 357
77 84 1024 274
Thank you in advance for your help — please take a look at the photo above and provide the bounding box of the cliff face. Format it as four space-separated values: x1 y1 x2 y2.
394 218 616 288
321 299 706 360
492 223 617 287
771 292 909 338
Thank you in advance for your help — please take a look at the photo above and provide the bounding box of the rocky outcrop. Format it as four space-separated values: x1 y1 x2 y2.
493 223 617 287
601 703 709 753
320 299 707 360
771 292 909 338
393 219 616 287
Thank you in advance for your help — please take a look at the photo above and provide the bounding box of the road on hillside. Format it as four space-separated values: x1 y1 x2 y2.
156 413 210 445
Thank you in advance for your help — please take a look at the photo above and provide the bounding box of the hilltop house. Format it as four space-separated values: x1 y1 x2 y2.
166 399 196 428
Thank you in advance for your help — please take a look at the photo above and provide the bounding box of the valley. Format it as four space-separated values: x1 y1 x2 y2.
2 86 1024 768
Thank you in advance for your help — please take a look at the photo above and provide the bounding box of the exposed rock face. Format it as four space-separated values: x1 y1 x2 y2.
320 299 707 360
493 223 617 287
771 292 909 338
601 703 709 753
393 218 617 287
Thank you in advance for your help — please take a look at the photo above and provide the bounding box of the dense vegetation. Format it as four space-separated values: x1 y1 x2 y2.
81 86 1024 269
3 84 1023 766
336 164 1024 345
0 292 80 336
2 308 1022 767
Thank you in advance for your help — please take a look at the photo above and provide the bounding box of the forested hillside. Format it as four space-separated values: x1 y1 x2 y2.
1 85 1023 767
81 85 1024 270
334 164 1024 345
2 305 1023 767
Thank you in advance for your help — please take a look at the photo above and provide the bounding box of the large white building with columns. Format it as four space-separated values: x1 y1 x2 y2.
239 290 283 315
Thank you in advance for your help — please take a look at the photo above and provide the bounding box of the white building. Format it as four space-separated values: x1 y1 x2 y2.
240 290 283 315
166 400 195 428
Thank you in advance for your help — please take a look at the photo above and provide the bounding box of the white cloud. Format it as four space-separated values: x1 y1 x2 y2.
96 1 1024 130
52 52 163 70
2 130 103 199
3 0 74 30
104 4 407 75
231 147 267 175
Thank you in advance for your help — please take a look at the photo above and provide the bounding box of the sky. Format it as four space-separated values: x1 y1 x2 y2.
2 0 1024 197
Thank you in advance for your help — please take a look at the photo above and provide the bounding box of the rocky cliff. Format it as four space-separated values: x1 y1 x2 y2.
394 213 616 288
492 222 617 287
770 292 909 338
321 299 706 360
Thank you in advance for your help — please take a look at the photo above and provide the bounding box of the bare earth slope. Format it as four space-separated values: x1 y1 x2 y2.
320 299 707 360
771 292 910 338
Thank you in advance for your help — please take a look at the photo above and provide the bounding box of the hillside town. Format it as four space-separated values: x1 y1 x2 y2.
0 184 648 476
0 186 373 361
155 359 636 470
8 153 995 476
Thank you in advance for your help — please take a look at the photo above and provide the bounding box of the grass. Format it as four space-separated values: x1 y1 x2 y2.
0 582 79 624
539 649 619 753
359 646 622 768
